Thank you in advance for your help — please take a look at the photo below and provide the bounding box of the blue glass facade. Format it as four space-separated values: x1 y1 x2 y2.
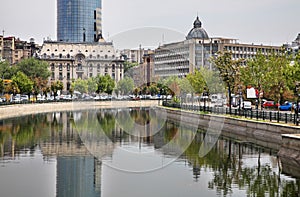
57 0 102 42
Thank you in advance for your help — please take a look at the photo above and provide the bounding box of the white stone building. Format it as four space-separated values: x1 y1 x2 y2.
38 40 124 92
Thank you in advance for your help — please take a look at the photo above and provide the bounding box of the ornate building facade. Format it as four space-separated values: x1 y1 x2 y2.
38 40 124 92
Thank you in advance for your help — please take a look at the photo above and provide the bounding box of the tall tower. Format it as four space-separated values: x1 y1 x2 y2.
57 0 102 43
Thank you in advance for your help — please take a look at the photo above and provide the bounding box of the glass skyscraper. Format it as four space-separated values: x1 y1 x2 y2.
57 0 102 43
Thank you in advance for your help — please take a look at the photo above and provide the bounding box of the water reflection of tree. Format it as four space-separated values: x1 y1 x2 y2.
184 133 300 196
0 114 51 158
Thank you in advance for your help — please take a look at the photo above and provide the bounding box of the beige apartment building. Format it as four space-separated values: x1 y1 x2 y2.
38 40 124 92
0 36 39 65
154 17 282 79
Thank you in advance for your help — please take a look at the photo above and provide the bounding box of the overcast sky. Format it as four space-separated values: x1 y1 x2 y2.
0 0 299 48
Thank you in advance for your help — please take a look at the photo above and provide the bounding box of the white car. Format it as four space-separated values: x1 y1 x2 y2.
243 101 252 110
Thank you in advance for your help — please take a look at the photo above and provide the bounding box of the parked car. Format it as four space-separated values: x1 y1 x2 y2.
279 102 293 111
262 101 279 108
242 101 252 110
20 95 29 102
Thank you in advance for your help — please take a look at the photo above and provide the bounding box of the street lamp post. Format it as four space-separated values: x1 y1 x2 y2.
238 85 242 114
295 82 300 126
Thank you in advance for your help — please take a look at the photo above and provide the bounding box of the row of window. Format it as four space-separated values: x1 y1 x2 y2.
51 63 121 70
43 53 116 59
225 46 280 53
47 49 111 53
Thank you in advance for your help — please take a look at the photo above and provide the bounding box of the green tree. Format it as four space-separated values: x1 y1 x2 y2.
87 77 98 94
51 81 63 99
241 51 268 90
264 52 291 103
95 75 115 95
0 78 4 94
0 61 15 79
186 69 206 94
15 58 50 80
210 51 243 112
72 78 88 93
123 61 139 78
11 71 34 94
15 58 50 96
116 77 134 95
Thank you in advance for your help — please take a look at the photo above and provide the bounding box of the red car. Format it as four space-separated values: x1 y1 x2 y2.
262 101 279 108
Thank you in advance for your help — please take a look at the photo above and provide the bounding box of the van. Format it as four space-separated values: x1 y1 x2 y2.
211 94 218 103
243 101 252 110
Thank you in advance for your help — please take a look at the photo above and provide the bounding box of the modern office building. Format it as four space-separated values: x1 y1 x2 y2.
57 0 102 43
154 16 281 79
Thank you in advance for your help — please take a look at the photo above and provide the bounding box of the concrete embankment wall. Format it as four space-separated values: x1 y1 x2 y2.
160 107 300 151
0 100 159 120
278 134 300 177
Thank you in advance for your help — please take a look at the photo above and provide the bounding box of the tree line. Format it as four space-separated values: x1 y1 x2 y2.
1 49 299 103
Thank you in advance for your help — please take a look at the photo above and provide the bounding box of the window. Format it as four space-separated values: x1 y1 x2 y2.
112 64 115 72
59 64 63 71
51 63 55 71
89 73 93 77
59 54 62 58
67 54 70 58
67 63 70 71
67 72 70 80
51 72 55 80
51 53 55 58
59 72 63 80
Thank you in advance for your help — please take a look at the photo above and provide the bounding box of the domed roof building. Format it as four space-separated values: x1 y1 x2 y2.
186 16 209 40
154 16 281 79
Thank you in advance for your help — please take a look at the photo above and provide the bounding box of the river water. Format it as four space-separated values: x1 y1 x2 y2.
0 107 299 197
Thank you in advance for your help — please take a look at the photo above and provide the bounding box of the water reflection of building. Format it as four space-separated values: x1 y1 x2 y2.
57 156 101 197
39 111 106 197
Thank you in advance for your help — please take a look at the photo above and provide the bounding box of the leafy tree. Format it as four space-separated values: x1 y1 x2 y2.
15 58 50 96
116 77 134 95
0 61 15 79
148 83 159 95
123 61 139 78
95 75 115 95
199 67 224 94
51 81 63 99
0 78 3 94
186 69 207 94
72 78 88 94
87 77 98 94
15 58 50 80
241 51 268 91
163 76 181 97
11 71 34 94
210 51 243 112
264 52 292 103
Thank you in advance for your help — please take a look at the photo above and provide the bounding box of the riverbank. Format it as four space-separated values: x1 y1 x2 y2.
158 107 300 151
0 100 159 120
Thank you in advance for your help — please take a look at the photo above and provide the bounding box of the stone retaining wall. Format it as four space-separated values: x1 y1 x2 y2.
0 100 159 120
160 107 300 151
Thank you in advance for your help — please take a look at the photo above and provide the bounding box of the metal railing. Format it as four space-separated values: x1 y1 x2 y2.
162 101 299 126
